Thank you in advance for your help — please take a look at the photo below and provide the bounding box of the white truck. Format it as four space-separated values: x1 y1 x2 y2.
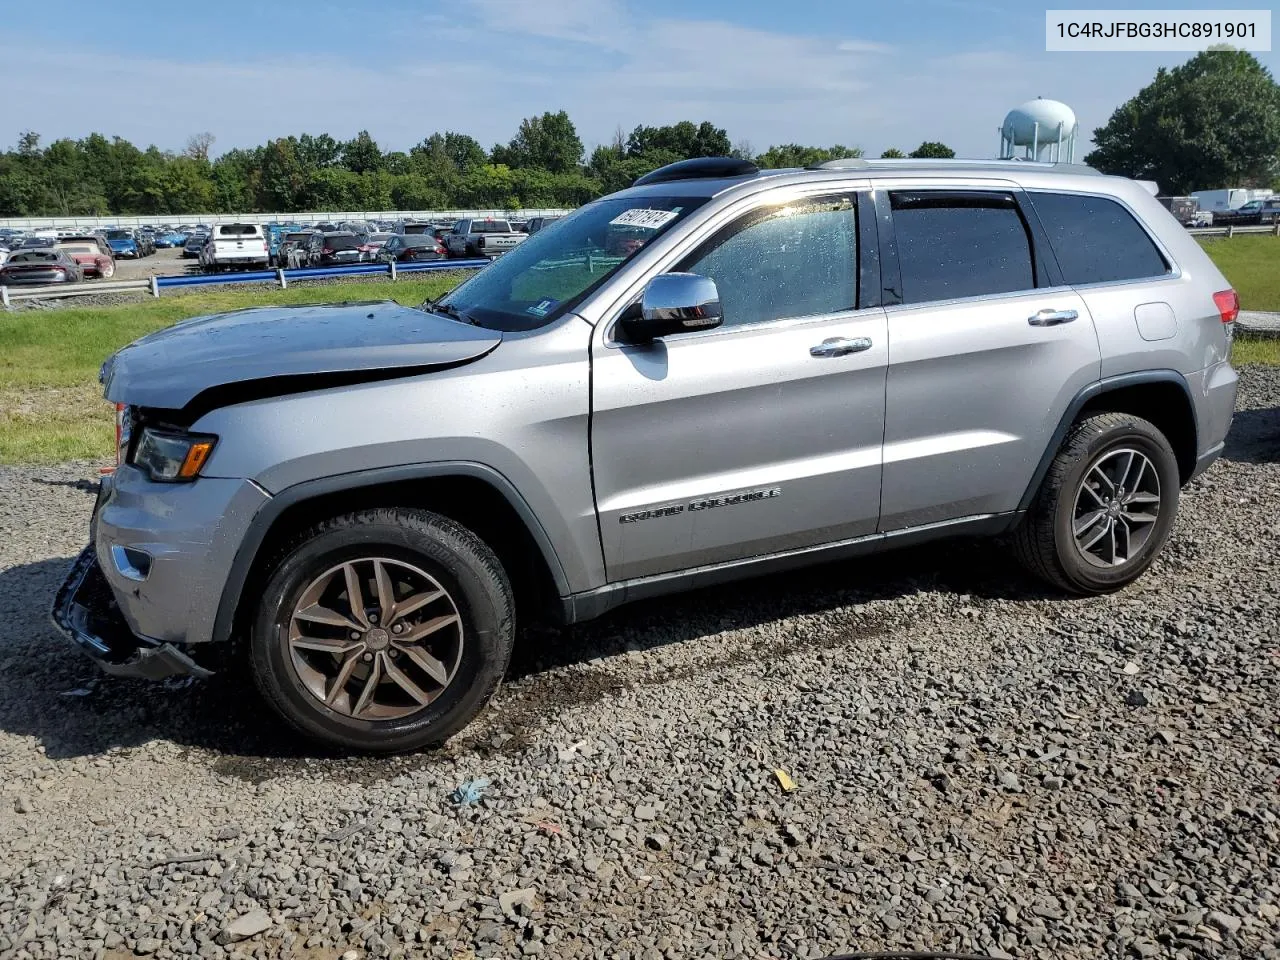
1190 188 1275 216
200 223 270 272
445 218 527 259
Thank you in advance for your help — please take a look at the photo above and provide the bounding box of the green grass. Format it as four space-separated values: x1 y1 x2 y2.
1 239 1278 465
1232 337 1280 366
1199 234 1280 312
0 274 467 463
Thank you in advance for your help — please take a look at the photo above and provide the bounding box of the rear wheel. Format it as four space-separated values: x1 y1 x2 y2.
1013 412 1180 594
249 508 514 753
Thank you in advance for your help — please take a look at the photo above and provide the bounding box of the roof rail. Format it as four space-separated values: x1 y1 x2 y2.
807 157 1102 175
633 156 760 187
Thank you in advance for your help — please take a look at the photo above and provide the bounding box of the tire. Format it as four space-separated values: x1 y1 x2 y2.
1013 412 1180 594
99 261 115 279
249 507 515 753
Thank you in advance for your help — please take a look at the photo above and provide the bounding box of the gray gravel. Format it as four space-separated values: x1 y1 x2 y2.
2 369 1279 960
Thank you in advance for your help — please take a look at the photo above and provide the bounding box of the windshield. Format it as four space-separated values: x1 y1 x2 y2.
437 195 706 332
57 244 94 253
106 230 132 240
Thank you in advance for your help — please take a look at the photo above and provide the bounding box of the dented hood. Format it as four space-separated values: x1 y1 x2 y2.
101 300 501 409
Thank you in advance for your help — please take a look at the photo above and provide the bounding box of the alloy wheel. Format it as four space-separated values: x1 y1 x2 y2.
1071 448 1161 568
286 557 463 720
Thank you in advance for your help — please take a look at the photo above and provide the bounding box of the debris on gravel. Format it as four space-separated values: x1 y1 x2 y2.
0 367 1278 960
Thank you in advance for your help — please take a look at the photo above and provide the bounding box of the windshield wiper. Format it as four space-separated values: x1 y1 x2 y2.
424 300 479 326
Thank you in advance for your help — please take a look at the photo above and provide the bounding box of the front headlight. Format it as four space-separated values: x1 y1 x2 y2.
132 427 217 482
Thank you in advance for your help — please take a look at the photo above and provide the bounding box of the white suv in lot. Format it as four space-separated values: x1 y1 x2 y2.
200 223 270 272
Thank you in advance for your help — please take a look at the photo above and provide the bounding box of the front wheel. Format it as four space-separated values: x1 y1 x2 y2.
99 261 115 279
1013 412 1180 594
249 508 515 753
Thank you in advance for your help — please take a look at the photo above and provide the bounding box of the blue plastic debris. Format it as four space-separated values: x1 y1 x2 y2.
450 778 491 806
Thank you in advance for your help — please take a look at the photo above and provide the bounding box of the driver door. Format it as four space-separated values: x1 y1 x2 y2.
590 192 887 581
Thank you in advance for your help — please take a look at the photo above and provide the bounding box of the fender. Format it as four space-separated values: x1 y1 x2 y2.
210 461 572 645
1017 368 1196 511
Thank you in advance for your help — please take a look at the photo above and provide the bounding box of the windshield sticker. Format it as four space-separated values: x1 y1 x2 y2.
609 208 679 230
526 298 559 317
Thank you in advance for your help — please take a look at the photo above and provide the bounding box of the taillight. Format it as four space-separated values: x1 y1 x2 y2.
1212 289 1239 324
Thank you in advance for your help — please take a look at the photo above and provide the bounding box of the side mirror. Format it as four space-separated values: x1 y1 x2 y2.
620 273 723 342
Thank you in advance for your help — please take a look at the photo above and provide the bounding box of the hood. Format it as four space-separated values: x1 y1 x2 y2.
108 238 136 249
101 300 502 410
67 251 102 265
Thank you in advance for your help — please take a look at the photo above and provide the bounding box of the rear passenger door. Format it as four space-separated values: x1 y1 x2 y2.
878 185 1099 530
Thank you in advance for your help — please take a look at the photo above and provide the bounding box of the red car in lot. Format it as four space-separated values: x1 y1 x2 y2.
55 236 117 278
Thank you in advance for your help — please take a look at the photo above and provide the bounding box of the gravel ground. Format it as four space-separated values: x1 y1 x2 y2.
1 369 1278 960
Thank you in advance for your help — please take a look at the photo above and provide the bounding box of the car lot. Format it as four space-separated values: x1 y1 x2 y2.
0 367 1276 959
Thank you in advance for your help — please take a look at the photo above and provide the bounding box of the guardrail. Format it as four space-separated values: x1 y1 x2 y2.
0 258 489 307
1188 223 1280 238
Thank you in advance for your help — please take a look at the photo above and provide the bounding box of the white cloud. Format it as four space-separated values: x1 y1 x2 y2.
2 4 1272 163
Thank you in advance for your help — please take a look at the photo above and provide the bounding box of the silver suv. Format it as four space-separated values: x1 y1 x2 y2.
54 157 1239 752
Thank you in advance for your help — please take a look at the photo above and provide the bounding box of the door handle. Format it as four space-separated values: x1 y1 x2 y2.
1028 308 1079 327
810 336 873 358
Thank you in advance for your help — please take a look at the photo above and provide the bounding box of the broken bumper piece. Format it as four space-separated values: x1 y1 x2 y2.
50 546 213 681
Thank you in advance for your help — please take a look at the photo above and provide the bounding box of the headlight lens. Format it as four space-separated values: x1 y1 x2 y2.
132 427 217 482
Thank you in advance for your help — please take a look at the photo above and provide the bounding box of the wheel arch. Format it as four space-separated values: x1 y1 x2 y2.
212 463 572 648
1019 370 1198 511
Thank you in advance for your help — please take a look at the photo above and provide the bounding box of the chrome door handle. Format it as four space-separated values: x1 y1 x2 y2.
810 336 873 358
1028 308 1079 327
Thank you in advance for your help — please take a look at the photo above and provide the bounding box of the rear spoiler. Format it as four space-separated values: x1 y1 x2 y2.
1136 180 1159 197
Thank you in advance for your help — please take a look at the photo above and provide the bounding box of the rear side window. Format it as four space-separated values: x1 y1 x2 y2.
1029 192 1168 285
889 191 1035 304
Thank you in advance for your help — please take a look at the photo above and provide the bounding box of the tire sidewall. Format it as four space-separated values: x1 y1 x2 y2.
1052 424 1180 591
251 515 511 752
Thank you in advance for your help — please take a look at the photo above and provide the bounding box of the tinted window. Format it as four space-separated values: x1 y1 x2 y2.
324 234 360 250
218 224 260 237
471 221 511 233
1030 192 1168 285
890 192 1034 304
676 196 857 328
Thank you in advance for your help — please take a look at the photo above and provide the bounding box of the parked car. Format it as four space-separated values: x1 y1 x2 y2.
105 229 143 259
278 230 317 268
359 232 394 261
182 233 208 259
200 223 270 272
56 157 1239 753
55 236 116 278
136 230 156 257
304 231 363 266
0 248 84 284
153 230 188 249
1191 188 1273 216
377 234 448 263
444 218 527 258
525 216 562 235
1212 197 1280 227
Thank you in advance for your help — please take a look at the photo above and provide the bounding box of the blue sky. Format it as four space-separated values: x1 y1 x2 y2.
0 0 1274 159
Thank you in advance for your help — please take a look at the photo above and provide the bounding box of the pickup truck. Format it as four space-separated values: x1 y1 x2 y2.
200 223 270 272
1212 197 1280 227
445 218 526 258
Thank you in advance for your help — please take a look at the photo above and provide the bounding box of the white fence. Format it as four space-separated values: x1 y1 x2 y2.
0 209 572 230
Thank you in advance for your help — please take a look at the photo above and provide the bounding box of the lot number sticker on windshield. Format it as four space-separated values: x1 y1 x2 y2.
609 208 679 229
526 298 559 317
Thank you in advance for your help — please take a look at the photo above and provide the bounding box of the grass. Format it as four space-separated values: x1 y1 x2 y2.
0 274 466 463
1 238 1278 465
1196 235 1280 313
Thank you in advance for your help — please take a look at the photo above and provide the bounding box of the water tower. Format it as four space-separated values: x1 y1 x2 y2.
999 98 1079 162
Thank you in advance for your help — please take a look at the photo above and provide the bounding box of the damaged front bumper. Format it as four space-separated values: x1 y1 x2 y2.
50 546 213 681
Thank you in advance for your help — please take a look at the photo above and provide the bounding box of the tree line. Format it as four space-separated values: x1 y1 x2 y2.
0 113 954 217
7 48 1271 218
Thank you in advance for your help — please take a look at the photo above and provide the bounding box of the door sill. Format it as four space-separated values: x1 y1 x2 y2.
561 511 1020 623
